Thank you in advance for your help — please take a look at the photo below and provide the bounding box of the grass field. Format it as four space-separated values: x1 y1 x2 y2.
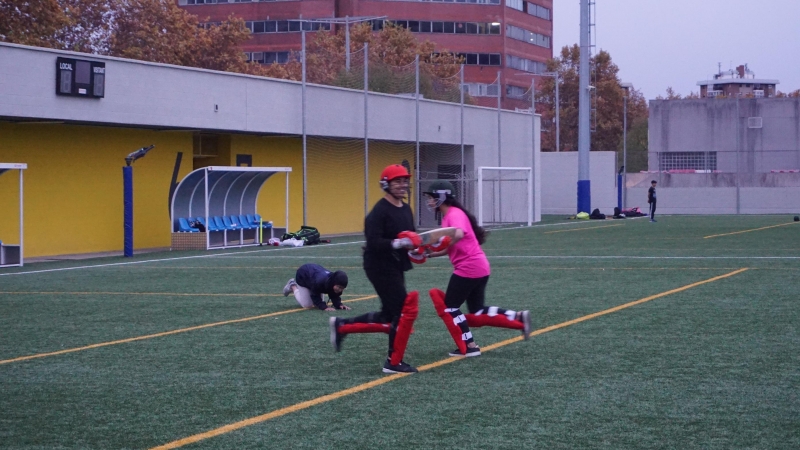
1 215 799 449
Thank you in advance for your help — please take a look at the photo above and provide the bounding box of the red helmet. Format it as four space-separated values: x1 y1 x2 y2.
380 164 411 190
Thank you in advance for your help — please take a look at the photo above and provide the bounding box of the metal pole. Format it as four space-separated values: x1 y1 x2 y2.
496 70 502 166
345 16 350 71
530 78 535 226
364 43 369 217
204 168 209 250
496 71 502 222
415 55 420 226
735 98 740 214
555 73 560 152
19 169 23 266
460 65 465 205
577 0 592 213
301 29 308 226
285 171 290 234
623 95 627 208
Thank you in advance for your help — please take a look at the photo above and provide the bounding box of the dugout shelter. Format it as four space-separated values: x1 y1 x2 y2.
171 166 291 249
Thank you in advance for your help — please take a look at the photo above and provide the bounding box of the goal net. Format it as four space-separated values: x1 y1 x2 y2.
477 166 533 227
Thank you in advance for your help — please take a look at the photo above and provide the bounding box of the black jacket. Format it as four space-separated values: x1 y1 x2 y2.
363 198 415 273
648 186 657 203
295 263 344 310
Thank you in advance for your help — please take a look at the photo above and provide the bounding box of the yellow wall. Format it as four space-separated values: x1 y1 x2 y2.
230 135 304 233
0 124 417 258
0 123 193 257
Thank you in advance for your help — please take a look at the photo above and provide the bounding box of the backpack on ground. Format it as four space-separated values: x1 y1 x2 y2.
282 225 321 245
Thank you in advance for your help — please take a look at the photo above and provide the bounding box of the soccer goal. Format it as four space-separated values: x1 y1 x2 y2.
477 166 533 227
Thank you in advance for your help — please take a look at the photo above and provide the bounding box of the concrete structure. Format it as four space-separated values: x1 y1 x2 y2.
177 0 553 108
641 97 800 214
0 42 542 258
541 151 616 215
698 64 778 98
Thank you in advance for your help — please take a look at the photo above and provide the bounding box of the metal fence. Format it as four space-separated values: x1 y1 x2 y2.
293 38 535 229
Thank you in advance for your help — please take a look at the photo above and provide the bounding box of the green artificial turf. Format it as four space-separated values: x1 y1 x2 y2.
0 215 798 449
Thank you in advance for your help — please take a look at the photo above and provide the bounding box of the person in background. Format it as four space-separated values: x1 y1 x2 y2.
648 180 658 222
283 263 351 311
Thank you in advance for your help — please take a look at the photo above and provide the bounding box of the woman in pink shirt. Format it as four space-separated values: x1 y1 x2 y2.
422 181 531 357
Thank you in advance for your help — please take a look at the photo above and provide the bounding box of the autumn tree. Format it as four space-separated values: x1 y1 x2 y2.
536 45 648 169
1 0 256 73
260 22 463 101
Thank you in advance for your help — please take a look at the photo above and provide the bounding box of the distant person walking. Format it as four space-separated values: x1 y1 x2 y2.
648 180 657 222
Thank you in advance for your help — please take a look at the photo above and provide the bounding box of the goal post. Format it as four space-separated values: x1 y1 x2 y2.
477 166 534 227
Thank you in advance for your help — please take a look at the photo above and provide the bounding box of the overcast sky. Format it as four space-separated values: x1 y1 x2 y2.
553 0 800 100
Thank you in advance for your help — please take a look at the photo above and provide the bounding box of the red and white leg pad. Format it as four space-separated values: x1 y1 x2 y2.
389 291 419 366
465 310 523 330
429 288 467 355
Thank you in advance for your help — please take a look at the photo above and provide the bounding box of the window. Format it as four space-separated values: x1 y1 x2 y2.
506 25 550 48
506 0 523 11
288 21 301 32
444 22 455 33
506 54 546 73
277 21 289 32
463 83 500 97
380 19 501 35
253 21 265 33
420 21 432 33
506 85 527 99
265 21 276 32
408 20 420 32
455 22 466 34
659 152 717 171
440 52 500 66
432 22 444 33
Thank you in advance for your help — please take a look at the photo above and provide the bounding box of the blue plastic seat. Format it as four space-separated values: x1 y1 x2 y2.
230 215 250 230
213 216 228 231
178 217 199 232
253 213 272 229
196 217 218 232
238 215 254 230
222 216 237 230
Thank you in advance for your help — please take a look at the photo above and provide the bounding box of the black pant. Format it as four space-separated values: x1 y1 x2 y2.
343 268 407 356
649 201 657 219
444 274 490 313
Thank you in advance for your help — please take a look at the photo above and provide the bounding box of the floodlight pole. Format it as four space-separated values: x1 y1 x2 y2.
123 145 155 258
622 95 628 208
577 0 592 214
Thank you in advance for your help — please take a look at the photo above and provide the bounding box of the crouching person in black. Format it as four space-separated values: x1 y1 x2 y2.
283 263 351 311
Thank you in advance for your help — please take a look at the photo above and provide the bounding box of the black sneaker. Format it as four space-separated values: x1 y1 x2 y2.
382 359 418 374
448 346 481 357
520 310 531 341
329 317 345 352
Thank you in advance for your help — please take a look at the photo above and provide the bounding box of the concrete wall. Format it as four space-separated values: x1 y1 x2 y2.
0 43 541 257
624 187 800 214
541 151 617 215
649 98 800 173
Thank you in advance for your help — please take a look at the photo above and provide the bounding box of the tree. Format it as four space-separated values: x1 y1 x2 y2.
536 45 648 156
260 23 464 101
1 0 256 74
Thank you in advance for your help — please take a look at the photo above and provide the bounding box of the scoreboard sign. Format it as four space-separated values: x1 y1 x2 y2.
56 57 105 98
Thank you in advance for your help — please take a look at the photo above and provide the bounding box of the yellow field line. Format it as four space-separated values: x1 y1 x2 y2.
150 268 748 450
704 222 797 239
544 224 624 234
0 291 368 298
0 295 377 365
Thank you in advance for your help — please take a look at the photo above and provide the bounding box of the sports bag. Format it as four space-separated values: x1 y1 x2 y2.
282 226 321 245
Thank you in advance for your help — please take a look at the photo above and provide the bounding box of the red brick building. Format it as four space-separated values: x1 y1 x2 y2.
178 0 553 108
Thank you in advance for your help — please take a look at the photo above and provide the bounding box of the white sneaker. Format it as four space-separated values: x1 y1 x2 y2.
283 278 296 296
